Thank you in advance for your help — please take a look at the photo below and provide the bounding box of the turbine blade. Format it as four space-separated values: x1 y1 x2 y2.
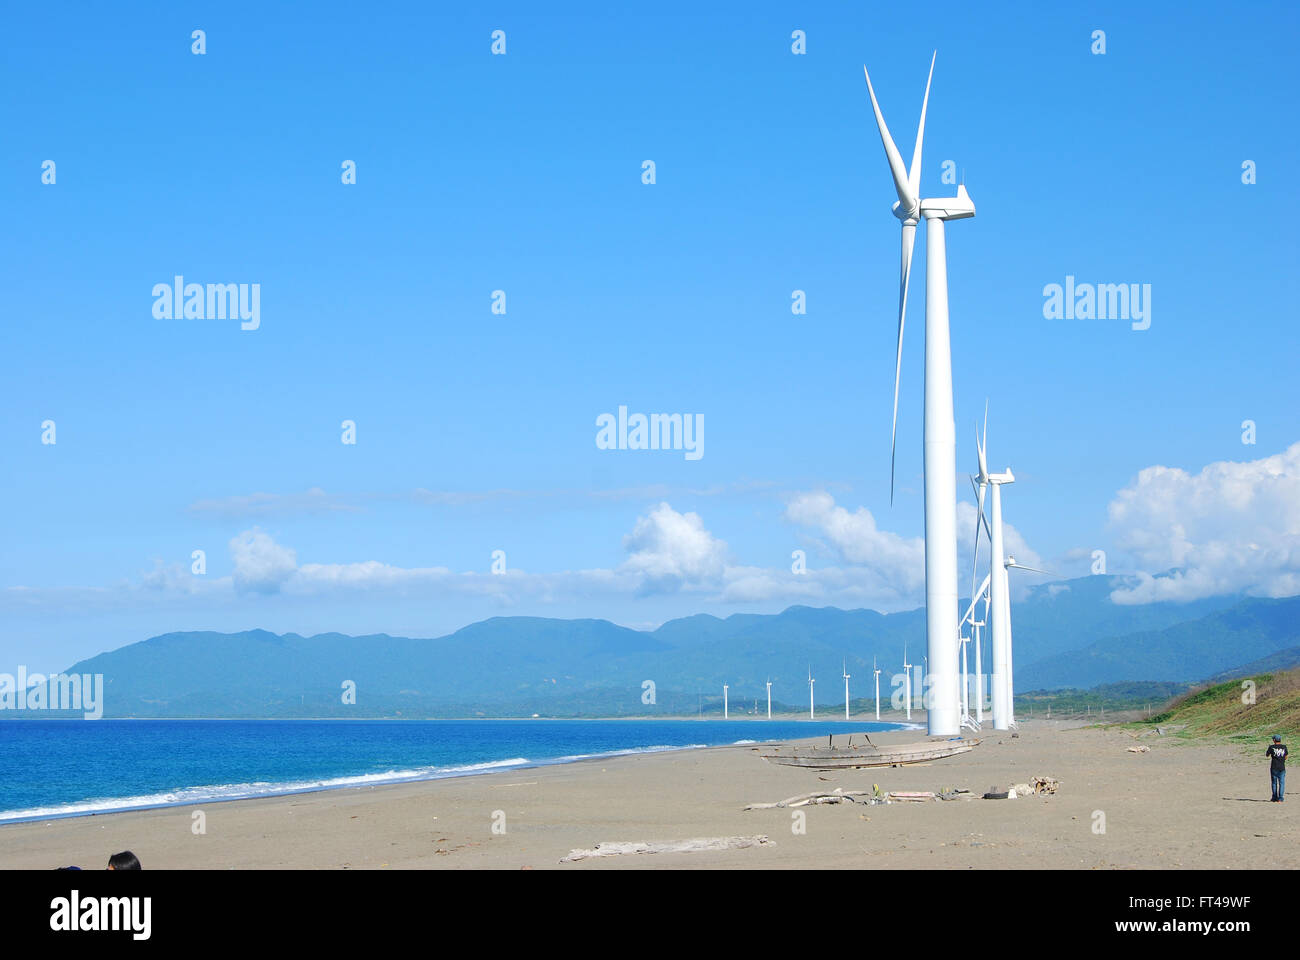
863 65 917 212
889 222 916 503
970 473 991 541
1009 562 1056 577
981 401 988 470
907 52 935 200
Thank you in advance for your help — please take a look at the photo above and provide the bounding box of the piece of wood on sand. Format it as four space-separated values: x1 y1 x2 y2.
560 836 773 862
744 787 871 810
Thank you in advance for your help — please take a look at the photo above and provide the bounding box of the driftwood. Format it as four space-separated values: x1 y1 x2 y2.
1127 745 1150 753
744 788 871 810
938 788 975 801
987 776 1060 800
560 836 773 862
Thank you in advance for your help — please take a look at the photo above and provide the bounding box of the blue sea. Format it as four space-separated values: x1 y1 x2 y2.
0 718 909 824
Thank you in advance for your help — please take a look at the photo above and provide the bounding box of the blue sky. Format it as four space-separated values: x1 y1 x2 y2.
4 1 1299 667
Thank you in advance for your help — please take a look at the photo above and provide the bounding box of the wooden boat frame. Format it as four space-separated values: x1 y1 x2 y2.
760 736 980 770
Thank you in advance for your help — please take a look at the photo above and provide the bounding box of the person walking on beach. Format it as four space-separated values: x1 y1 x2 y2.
1267 735 1288 802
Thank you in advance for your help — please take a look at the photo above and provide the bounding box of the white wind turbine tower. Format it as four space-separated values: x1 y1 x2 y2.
842 659 852 719
808 666 816 720
972 410 1013 730
970 578 989 725
971 410 1054 729
1003 554 1054 723
873 656 882 720
958 569 992 731
902 643 913 722
865 53 976 737
723 683 729 720
766 678 772 720
958 629 970 726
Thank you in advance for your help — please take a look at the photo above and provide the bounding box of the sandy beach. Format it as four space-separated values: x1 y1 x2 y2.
2 719 1295 870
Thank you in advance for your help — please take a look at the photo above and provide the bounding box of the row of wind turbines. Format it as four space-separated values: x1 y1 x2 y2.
720 662 884 721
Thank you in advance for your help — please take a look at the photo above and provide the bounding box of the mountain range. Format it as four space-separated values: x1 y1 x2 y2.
41 574 1300 718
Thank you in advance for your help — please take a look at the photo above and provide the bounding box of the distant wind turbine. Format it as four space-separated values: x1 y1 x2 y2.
808 666 815 720
843 659 852 720
1003 555 1055 724
873 656 882 721
766 678 772 720
723 683 729 720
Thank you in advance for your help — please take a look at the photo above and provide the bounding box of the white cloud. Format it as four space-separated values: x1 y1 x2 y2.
782 491 1049 606
1108 442 1300 604
621 502 728 588
191 487 359 518
229 528 299 594
190 481 784 519
5 492 1053 619
955 501 1045 578
783 492 924 597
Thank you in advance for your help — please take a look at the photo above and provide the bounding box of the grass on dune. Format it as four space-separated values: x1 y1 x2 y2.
1139 668 1300 745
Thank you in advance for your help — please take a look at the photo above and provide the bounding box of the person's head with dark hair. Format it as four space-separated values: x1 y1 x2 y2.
107 850 141 870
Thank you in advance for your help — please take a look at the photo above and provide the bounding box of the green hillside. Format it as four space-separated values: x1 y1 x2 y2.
1141 669 1300 744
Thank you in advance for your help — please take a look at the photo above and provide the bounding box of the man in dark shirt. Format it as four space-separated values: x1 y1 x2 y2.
1267 735 1287 802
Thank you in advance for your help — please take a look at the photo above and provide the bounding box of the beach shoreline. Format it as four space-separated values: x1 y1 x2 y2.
0 716 919 826
2 719 1294 869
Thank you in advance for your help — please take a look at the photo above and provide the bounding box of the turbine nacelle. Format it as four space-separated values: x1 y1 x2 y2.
919 183 976 221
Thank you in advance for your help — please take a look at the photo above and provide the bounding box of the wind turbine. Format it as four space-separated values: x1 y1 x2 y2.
971 581 989 725
959 569 990 727
865 53 975 738
766 678 772 720
1002 555 1054 724
873 656 882 720
902 643 912 722
843 659 852 720
807 666 816 720
973 411 1014 730
972 412 1054 728
723 683 729 720
958 630 970 726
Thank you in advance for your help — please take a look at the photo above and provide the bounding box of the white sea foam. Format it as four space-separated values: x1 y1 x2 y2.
0 757 532 824
548 743 707 763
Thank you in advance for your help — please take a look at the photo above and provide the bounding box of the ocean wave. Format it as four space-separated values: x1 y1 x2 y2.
0 745 719 824
0 757 533 824
547 743 707 763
